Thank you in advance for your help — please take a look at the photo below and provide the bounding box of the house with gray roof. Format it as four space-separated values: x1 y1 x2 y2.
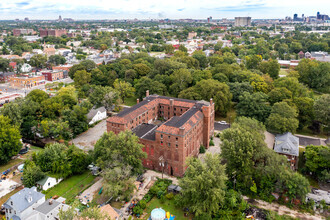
25 199 71 220
274 132 299 170
87 106 107 125
3 187 45 220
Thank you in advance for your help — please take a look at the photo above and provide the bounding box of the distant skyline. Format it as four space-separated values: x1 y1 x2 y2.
0 0 329 20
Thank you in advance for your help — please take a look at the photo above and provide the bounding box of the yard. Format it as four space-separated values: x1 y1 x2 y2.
44 171 96 203
0 146 43 173
143 198 193 220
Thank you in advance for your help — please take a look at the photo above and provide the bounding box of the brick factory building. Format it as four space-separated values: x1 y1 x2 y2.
107 91 215 177
42 71 64 81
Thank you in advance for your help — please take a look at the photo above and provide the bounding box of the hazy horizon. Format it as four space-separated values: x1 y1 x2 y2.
0 0 329 20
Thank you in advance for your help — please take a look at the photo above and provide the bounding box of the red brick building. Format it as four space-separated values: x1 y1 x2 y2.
42 71 64 81
39 29 67 37
107 91 215 177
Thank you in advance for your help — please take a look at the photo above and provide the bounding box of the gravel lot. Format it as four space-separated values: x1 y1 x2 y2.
72 119 107 151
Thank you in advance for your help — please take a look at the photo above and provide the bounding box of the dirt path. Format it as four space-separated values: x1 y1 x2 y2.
78 178 103 205
243 196 325 220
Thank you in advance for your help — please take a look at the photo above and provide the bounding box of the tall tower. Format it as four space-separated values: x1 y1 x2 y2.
59 15 62 21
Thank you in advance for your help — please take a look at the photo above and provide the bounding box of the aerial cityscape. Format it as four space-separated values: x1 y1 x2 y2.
0 0 329 219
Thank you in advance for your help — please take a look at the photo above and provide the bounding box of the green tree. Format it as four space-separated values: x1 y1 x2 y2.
22 160 45 188
297 59 330 92
179 154 227 216
113 79 135 103
273 77 308 98
170 68 193 96
294 97 314 129
268 87 292 105
0 115 22 164
178 45 188 53
266 102 299 134
0 57 10 72
48 55 66 65
62 105 89 136
304 145 330 182
102 165 136 201
236 92 271 122
94 130 147 174
314 94 330 128
134 77 167 99
228 82 253 102
258 59 280 79
179 79 232 117
74 70 91 88
192 50 207 69
133 63 151 76
29 54 47 68
245 55 262 69
26 89 49 103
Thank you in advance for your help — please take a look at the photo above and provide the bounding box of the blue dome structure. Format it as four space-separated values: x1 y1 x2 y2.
151 208 166 220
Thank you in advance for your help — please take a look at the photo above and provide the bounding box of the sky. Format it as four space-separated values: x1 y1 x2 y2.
0 0 329 20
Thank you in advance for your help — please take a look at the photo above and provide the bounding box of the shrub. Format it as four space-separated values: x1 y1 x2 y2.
157 190 165 199
165 193 174 200
199 145 206 154
139 200 147 209
209 139 215 146
133 205 143 215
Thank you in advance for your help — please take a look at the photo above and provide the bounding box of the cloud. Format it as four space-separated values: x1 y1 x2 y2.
16 2 29 7
177 8 185 11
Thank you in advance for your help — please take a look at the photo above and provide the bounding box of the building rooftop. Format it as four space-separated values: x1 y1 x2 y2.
274 132 299 156
132 123 157 141
3 187 44 212
34 199 60 215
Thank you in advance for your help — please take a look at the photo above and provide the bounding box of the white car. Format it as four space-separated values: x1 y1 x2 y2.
219 121 227 124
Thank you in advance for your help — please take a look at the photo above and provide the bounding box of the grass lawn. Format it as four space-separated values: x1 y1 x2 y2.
44 171 96 202
279 69 289 76
124 96 138 106
0 158 23 173
143 198 193 220
0 146 44 173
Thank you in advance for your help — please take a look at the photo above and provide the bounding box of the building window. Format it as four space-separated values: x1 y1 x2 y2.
174 107 176 111
176 144 178 148
168 135 170 139
176 137 178 141
161 141 163 146
168 143 171 147
161 134 163 139
10 201 13 206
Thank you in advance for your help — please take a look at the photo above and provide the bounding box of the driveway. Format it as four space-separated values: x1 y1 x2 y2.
72 119 107 150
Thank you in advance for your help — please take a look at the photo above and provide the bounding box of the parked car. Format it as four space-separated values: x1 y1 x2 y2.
218 121 227 124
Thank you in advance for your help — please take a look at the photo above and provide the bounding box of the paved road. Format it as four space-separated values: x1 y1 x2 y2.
72 119 107 151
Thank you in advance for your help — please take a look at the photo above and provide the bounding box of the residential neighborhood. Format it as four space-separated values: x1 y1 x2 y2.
0 7 329 220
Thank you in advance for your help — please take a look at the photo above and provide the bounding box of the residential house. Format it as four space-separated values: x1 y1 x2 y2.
20 63 32 73
273 132 299 170
3 187 45 220
36 176 63 191
87 107 107 125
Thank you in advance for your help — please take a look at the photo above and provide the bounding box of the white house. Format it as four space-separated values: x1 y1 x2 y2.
87 107 107 125
3 187 45 220
36 176 63 191
20 63 32 73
